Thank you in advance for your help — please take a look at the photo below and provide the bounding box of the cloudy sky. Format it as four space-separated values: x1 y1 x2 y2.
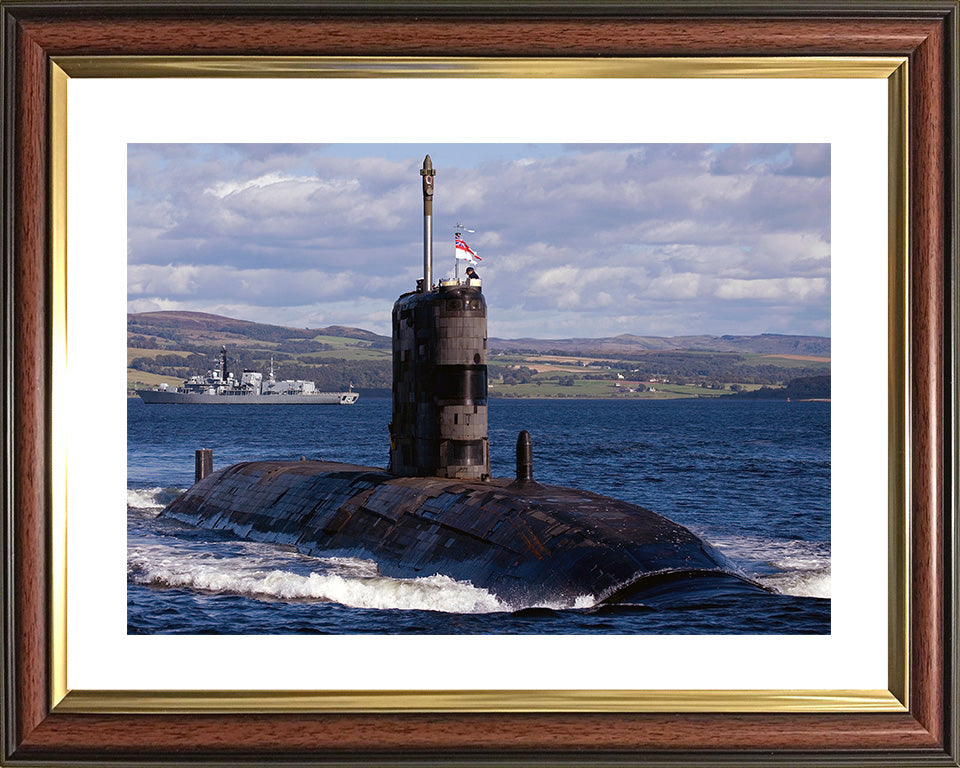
127 143 830 339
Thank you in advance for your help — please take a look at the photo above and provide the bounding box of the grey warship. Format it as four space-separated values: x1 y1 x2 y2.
137 347 359 405
161 156 765 607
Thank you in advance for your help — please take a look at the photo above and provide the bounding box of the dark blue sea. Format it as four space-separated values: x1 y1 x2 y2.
127 397 830 634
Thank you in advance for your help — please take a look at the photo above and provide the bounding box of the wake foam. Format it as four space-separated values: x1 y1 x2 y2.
127 486 183 513
703 534 831 599
128 548 510 613
757 568 831 599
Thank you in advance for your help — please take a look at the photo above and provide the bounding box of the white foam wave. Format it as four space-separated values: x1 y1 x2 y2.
128 548 509 614
699 533 831 599
127 486 182 513
758 568 832 599
315 556 381 579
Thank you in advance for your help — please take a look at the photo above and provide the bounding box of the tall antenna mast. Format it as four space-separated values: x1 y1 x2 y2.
420 155 436 291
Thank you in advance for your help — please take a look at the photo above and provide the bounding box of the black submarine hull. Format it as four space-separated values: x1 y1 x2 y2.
161 460 766 607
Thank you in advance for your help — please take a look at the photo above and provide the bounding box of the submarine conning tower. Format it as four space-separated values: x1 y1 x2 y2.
389 155 490 480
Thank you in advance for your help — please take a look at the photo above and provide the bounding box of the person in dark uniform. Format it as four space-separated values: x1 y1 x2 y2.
465 266 480 280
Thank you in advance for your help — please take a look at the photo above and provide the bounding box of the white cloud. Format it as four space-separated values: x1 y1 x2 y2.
714 277 829 301
128 143 831 337
126 297 183 314
644 271 702 300
129 264 201 295
205 171 320 199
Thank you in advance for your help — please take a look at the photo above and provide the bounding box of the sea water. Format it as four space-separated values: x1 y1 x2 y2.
127 397 830 634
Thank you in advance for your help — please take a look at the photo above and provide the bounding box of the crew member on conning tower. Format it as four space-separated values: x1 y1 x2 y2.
389 156 490 480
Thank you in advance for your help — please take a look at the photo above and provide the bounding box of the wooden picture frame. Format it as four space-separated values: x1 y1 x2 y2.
2 2 957 765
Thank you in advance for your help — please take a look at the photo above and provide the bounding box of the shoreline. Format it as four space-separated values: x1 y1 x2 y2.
128 393 831 403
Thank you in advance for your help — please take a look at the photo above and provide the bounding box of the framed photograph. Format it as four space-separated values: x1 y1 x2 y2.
2 2 956 765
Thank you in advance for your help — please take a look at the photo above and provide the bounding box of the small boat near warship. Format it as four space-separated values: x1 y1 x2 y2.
137 346 359 405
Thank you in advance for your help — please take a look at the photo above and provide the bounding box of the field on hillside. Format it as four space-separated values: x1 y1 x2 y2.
127 311 829 399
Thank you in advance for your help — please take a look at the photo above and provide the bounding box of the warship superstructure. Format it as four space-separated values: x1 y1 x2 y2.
161 156 765 607
137 347 359 405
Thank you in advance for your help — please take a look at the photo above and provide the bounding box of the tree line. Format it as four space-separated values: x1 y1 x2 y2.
130 349 390 390
579 352 826 384
730 375 831 400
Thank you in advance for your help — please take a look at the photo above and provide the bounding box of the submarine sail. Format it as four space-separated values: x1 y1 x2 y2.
160 155 766 607
391 154 489 479
390 283 489 479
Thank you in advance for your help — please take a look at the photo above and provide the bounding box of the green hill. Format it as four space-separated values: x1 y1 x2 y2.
128 311 830 400
127 311 392 394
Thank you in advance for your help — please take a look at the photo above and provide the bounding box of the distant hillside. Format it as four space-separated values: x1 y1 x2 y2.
488 332 830 358
128 311 391 347
127 311 393 394
129 311 829 358
127 311 830 399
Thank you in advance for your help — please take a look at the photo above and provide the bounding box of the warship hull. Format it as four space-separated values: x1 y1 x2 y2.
137 390 358 405
161 459 766 606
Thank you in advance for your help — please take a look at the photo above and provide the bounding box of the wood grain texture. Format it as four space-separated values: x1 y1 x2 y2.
17 16 942 56
13 21 50 749
2 4 956 764
909 14 946 747
13 712 942 756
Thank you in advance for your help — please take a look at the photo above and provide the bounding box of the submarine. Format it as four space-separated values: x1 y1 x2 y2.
161 156 767 608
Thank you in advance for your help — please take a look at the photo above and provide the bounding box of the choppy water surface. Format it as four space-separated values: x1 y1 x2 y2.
127 397 830 634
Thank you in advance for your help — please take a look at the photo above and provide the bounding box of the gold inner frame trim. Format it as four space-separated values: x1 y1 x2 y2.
57 688 904 715
49 55 910 715
50 61 69 710
886 60 910 710
53 55 905 79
